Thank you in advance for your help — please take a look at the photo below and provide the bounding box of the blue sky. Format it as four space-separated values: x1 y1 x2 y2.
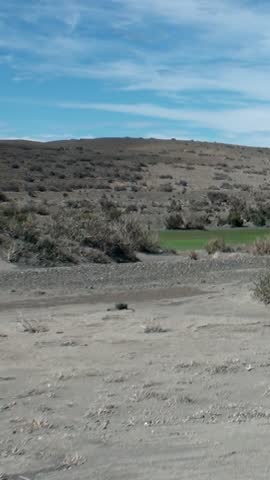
2 0 270 145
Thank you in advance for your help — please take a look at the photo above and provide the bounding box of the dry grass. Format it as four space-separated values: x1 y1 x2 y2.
62 453 85 469
189 250 198 260
253 272 270 304
252 236 270 255
143 321 168 334
205 237 230 255
17 315 49 333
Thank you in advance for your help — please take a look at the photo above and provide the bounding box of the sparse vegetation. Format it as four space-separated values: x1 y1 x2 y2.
0 200 159 266
0 192 8 202
252 236 270 255
253 272 270 304
144 321 168 333
165 212 184 229
227 208 244 227
189 250 198 260
115 303 129 310
205 237 230 254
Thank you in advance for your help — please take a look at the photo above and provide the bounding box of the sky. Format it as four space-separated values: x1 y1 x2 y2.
2 0 270 145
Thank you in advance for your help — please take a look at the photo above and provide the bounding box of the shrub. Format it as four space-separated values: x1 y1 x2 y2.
1 199 160 266
100 195 122 221
227 209 244 227
123 218 159 254
189 250 198 260
207 191 228 204
7 234 76 266
0 206 38 243
160 183 173 193
0 192 8 202
252 236 270 255
184 212 208 230
115 303 128 310
253 273 270 304
205 237 230 254
167 199 182 213
248 209 266 227
165 212 184 229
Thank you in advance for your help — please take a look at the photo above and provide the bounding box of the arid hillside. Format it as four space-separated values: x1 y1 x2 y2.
1 137 270 228
1 137 270 266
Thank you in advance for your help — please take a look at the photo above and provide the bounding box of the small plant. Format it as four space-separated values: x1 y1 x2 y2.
227 208 244 227
115 303 128 310
253 272 270 304
0 192 8 202
248 208 266 227
62 452 85 469
184 212 208 230
144 321 168 333
165 212 184 230
189 250 198 260
18 316 49 333
205 237 230 254
252 236 270 255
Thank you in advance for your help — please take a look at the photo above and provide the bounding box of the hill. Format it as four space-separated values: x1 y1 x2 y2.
1 137 270 228
1 137 270 265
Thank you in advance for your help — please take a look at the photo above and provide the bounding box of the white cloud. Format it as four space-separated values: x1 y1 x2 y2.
1 0 270 105
3 0 270 145
55 100 270 136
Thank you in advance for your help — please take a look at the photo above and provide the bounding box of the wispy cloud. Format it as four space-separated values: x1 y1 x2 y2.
2 1 270 102
2 1 270 144
55 100 270 136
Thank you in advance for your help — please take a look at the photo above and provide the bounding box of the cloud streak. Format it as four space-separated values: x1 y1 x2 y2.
2 0 270 144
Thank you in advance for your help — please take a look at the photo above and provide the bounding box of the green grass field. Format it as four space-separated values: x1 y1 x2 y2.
159 228 270 251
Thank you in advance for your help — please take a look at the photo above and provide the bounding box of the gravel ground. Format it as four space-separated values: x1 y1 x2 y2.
0 253 269 300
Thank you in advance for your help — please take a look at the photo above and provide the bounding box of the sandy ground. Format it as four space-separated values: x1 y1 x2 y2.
1 257 270 479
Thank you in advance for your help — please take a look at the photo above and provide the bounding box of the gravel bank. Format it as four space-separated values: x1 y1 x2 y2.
0 253 270 299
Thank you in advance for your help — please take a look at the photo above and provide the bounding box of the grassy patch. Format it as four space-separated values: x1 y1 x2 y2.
160 228 270 251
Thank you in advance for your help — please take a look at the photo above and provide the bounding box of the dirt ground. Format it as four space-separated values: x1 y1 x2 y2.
1 255 270 479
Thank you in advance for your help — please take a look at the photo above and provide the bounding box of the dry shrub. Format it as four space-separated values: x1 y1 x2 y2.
144 322 168 333
253 273 270 304
165 212 184 229
0 192 8 202
205 237 231 254
252 236 270 255
122 217 159 254
115 303 128 310
8 237 76 267
0 205 38 243
184 212 208 230
227 209 244 227
0 200 159 266
189 250 198 260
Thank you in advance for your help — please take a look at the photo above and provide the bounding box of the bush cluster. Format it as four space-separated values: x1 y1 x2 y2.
0 202 159 266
